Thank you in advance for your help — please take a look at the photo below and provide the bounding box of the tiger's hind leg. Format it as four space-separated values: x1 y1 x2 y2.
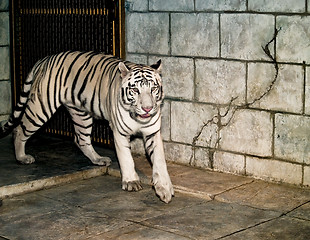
66 105 111 166
14 125 36 164
14 97 55 164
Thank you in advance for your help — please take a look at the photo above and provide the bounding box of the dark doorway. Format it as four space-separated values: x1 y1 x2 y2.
10 0 125 148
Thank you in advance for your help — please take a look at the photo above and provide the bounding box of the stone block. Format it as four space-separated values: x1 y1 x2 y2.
196 0 246 11
0 80 11 115
126 54 148 65
149 56 194 100
275 114 310 164
0 12 9 45
195 59 246 105
171 101 217 145
248 0 305 13
149 0 194 11
126 13 169 55
214 151 245 175
0 0 9 11
171 13 219 57
164 141 193 165
192 147 211 169
246 156 302 185
304 166 310 186
126 0 148 12
248 63 304 114
0 47 10 80
277 16 310 63
219 109 273 157
221 14 274 60
306 66 310 115
161 100 170 141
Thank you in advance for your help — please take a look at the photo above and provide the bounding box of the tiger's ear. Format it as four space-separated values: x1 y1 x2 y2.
118 62 130 78
150 59 162 74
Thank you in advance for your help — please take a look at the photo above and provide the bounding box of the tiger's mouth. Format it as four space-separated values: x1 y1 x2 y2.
130 112 153 122
139 113 151 118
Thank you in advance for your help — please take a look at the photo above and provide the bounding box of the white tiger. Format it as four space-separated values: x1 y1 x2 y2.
0 51 174 203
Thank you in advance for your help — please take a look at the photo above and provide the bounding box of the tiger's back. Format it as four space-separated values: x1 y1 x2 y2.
30 51 121 121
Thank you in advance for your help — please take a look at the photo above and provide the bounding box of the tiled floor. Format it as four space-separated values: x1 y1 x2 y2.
0 134 310 239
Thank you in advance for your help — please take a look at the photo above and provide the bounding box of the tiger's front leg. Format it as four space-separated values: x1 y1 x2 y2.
144 131 174 203
113 131 143 191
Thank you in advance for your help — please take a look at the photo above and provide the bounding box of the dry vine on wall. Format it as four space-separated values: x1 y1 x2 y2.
190 28 281 168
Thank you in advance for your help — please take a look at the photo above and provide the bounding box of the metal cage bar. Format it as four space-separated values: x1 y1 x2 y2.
10 0 125 148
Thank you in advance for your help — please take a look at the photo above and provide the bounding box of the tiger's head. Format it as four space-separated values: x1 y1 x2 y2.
118 60 163 123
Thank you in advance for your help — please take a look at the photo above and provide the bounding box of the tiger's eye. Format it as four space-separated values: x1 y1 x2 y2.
131 88 139 94
151 86 158 92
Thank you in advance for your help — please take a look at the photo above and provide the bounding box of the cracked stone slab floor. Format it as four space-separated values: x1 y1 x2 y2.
0 175 309 240
0 134 310 239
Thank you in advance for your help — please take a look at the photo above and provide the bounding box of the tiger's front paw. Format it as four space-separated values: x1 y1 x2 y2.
122 180 143 192
153 174 174 203
91 157 112 166
17 154 35 165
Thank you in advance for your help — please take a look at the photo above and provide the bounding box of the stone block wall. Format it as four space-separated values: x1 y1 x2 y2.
0 0 11 122
125 0 310 187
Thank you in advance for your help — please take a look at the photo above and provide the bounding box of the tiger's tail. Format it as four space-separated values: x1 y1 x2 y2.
0 64 37 138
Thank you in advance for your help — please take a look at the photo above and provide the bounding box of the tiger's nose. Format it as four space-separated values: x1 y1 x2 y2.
142 106 153 113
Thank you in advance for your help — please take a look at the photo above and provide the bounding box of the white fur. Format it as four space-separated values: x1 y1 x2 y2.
8 52 174 203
